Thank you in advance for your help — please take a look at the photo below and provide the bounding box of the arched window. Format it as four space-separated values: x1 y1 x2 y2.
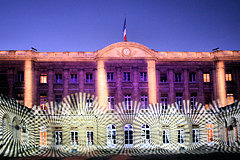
12 117 19 141
107 124 116 147
207 123 214 145
2 114 10 144
124 124 133 147
141 124 150 145
21 121 29 145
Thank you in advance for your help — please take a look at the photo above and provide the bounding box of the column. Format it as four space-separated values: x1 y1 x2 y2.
116 67 122 104
7 67 14 98
48 69 54 102
169 69 174 104
197 69 204 103
24 60 33 108
133 66 139 102
183 69 189 100
79 69 84 93
216 61 226 107
63 69 69 98
147 60 157 104
97 60 108 108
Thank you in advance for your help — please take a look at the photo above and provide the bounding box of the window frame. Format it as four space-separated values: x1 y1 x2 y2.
55 131 62 145
177 129 185 144
70 74 78 83
162 129 170 144
140 72 147 82
107 124 116 147
40 73 47 84
161 95 168 110
160 73 168 83
85 73 93 83
86 130 94 146
123 72 131 82
55 74 63 84
141 124 150 145
107 72 114 82
124 95 132 110
175 73 182 83
107 96 115 110
124 124 134 147
140 95 148 109
203 73 210 83
176 93 183 109
70 130 78 146
189 72 196 83
192 128 200 143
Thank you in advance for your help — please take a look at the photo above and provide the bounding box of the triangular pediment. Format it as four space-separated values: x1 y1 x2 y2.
97 42 156 59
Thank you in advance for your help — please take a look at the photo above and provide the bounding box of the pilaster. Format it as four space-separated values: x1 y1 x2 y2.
216 61 226 107
147 60 157 104
24 60 33 108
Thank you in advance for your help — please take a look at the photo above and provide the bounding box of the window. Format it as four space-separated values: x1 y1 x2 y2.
176 93 183 109
192 128 199 143
16 92 24 105
108 96 115 110
107 124 116 147
70 131 78 145
87 131 94 145
86 73 93 83
226 73 232 81
189 72 196 83
203 73 210 82
160 73 168 82
124 95 132 110
17 71 24 82
40 94 47 110
2 115 9 144
141 124 150 144
55 74 63 83
70 74 78 83
161 95 168 110
175 73 182 82
140 72 147 82
40 127 47 146
190 93 197 109
0 73 7 83
40 73 47 84
86 98 93 110
141 95 148 109
124 124 133 147
55 95 62 104
107 72 114 82
163 129 170 144
204 92 212 109
55 131 62 145
123 72 131 82
207 123 214 144
226 93 234 105
177 129 185 143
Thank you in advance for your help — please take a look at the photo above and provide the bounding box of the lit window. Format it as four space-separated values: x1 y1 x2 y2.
17 71 24 82
207 123 214 144
161 95 168 110
123 72 131 82
163 129 170 144
86 98 93 110
175 73 182 82
40 127 47 146
107 124 116 147
55 74 63 83
40 94 47 110
107 72 114 82
192 128 199 143
140 72 147 82
87 131 94 145
190 93 197 109
203 73 210 82
124 95 132 110
141 124 150 145
124 124 133 147
70 131 78 145
108 96 115 110
86 73 93 83
176 93 183 109
225 73 232 81
177 129 185 144
141 95 148 109
55 131 62 145
40 73 47 83
70 74 78 83
226 93 234 105
189 72 196 83
160 73 167 82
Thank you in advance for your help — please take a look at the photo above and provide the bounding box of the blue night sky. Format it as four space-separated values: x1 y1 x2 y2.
0 0 239 52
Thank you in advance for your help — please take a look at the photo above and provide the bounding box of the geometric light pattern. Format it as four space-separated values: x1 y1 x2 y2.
0 93 240 158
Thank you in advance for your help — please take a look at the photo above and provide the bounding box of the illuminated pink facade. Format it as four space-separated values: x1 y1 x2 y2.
0 42 240 109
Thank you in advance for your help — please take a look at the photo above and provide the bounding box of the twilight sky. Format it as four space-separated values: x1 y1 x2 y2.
0 0 239 52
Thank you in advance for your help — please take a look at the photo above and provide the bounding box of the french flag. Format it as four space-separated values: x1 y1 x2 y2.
123 18 127 42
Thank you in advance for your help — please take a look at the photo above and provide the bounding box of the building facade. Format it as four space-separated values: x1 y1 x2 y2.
0 42 240 157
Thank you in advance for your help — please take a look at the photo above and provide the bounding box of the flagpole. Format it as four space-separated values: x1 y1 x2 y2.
123 17 127 42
